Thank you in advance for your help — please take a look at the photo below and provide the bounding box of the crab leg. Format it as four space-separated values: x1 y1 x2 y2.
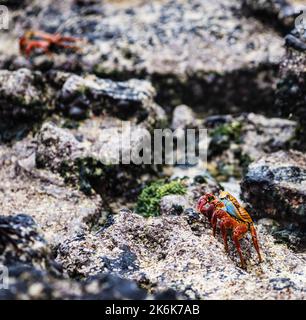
219 220 229 252
232 224 248 268
250 224 262 263
23 40 50 57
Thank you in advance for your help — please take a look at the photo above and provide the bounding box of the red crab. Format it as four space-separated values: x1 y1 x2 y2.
19 30 81 57
197 191 262 268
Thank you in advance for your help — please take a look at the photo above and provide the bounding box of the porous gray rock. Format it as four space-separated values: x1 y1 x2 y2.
0 213 179 300
159 194 189 216
206 113 297 181
171 105 197 130
0 68 52 141
56 210 306 299
36 122 84 172
241 150 306 224
57 73 165 126
3 0 285 112
242 0 304 29
276 30 306 149
0 138 103 246
0 69 49 116
0 214 61 277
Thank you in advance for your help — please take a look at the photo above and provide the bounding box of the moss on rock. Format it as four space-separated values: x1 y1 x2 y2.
136 180 187 217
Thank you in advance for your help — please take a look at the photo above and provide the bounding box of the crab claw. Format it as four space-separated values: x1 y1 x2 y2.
197 193 216 212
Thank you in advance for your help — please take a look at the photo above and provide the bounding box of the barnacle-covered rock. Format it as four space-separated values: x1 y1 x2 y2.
56 210 306 299
0 138 103 245
206 113 297 181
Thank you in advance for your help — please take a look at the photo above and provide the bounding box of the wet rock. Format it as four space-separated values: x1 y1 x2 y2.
56 210 306 299
206 113 297 181
0 138 103 246
241 150 306 245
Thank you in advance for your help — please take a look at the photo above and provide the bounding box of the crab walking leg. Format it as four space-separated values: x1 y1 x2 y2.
210 209 221 237
24 40 50 57
232 224 248 268
219 220 229 253
250 224 262 263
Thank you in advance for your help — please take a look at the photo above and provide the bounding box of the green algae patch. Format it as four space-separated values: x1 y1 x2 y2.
136 180 187 217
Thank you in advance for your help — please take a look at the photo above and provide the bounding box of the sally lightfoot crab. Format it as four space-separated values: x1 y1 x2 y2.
197 191 262 268
19 30 81 57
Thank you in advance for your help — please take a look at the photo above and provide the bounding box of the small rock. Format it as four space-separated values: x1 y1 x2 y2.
241 150 306 226
171 105 197 130
160 194 189 216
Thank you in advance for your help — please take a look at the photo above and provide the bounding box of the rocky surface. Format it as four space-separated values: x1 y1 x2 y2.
242 150 306 224
56 71 165 124
241 150 306 247
35 119 163 198
0 138 103 246
56 210 306 300
206 113 297 181
0 213 178 300
277 29 306 149
0 0 305 301
242 0 304 31
0 68 52 142
0 214 61 274
2 0 285 112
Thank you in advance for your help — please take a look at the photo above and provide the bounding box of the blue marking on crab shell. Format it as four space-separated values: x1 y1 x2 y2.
221 198 240 219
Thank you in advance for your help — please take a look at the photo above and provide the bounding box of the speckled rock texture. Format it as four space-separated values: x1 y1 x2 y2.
1 0 285 112
0 68 52 142
0 0 305 301
277 30 306 149
35 119 164 198
242 150 306 224
0 214 61 274
0 138 103 246
0 213 180 300
206 113 297 181
56 72 165 124
242 0 304 30
0 266 175 300
241 150 306 247
56 210 306 300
